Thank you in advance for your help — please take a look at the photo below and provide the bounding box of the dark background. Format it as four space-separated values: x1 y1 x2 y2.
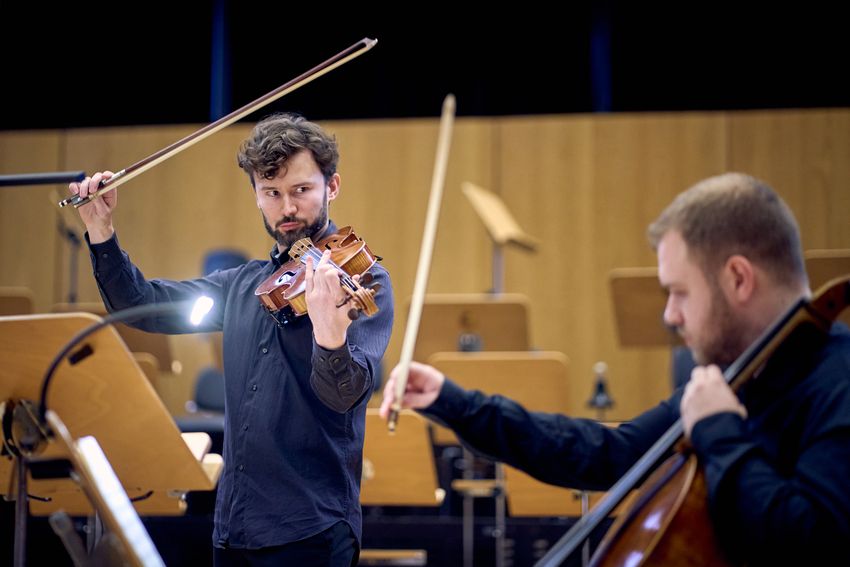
1 2 848 130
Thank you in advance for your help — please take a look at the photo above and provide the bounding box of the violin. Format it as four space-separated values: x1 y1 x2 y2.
254 226 381 325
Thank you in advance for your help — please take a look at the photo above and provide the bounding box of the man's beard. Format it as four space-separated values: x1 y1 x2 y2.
263 200 329 251
691 284 749 367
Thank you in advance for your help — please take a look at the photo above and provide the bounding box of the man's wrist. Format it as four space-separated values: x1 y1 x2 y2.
87 224 115 244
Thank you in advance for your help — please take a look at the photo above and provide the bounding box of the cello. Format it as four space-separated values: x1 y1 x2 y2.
537 276 850 566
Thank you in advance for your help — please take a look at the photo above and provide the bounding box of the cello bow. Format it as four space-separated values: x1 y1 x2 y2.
387 94 456 433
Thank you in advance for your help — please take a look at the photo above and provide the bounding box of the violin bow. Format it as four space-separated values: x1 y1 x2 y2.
58 38 377 208
387 94 456 433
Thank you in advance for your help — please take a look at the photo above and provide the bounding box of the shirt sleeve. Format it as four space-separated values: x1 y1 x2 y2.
422 378 683 490
309 264 394 413
87 232 228 333
691 397 850 564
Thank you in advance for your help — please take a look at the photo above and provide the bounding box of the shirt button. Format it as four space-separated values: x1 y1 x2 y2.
261 347 268 354
237 464 244 472
243 424 248 431
101 253 109 259
251 384 258 391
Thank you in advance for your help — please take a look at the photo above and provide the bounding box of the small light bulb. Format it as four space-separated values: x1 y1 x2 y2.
190 296 214 325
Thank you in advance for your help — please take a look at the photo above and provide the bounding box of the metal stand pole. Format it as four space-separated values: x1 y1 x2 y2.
462 448 474 567
494 463 506 567
14 456 28 567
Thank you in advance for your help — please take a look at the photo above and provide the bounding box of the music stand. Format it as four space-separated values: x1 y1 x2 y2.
0 313 222 563
608 267 680 349
0 287 34 316
413 293 531 365
52 303 177 373
805 249 850 327
45 411 166 566
360 410 439 566
462 182 539 293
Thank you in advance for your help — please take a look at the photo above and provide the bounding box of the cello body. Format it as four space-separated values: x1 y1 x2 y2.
590 453 732 566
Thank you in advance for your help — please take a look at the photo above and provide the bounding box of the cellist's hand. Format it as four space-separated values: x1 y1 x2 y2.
379 361 445 419
305 250 353 349
68 171 116 244
681 365 747 438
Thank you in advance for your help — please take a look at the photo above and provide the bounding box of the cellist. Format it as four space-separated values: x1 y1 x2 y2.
70 113 394 566
381 172 850 564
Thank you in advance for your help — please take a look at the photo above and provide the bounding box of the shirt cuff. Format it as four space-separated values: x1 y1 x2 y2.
86 232 125 275
312 340 353 375
421 378 466 424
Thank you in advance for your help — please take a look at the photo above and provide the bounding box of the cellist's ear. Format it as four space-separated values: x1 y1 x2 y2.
720 255 755 305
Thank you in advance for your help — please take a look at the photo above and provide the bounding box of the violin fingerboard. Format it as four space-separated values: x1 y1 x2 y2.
289 238 314 261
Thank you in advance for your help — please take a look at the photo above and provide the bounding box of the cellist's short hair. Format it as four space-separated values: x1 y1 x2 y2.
647 172 807 289
237 112 339 186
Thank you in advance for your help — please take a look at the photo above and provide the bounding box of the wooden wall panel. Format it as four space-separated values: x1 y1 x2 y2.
0 131 62 310
327 118 496 374
727 109 850 252
3 108 848 419
498 113 727 419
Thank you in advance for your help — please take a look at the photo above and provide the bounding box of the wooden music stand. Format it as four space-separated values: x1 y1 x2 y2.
0 287 34 316
0 313 222 520
52 303 176 373
608 267 681 348
462 182 539 293
413 293 531 365
805 249 850 327
359 410 439 566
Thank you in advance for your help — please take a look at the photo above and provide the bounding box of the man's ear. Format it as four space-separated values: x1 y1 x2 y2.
327 173 341 201
721 255 755 304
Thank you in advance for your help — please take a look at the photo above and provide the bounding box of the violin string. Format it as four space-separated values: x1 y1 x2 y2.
300 245 358 290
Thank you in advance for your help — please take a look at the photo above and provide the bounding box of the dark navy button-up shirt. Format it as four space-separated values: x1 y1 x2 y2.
87 221 394 549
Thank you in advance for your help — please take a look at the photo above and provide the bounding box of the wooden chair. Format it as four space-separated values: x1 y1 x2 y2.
359 410 441 566
0 286 34 316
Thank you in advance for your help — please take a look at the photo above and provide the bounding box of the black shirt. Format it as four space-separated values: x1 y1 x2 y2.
87 221 394 548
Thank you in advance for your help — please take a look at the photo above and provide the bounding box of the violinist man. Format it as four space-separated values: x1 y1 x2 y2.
380 172 850 565
71 113 394 566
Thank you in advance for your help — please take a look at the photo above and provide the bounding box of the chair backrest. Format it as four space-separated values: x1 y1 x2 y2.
202 249 249 275
426 351 594 517
0 287 34 315
361 410 441 506
194 367 225 413
427 351 570 445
